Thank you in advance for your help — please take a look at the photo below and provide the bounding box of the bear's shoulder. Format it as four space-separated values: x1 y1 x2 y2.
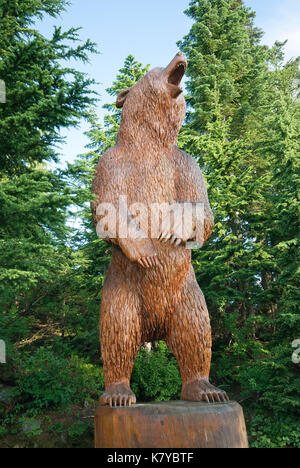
95 147 120 169
172 146 202 175
92 146 136 198
94 147 132 175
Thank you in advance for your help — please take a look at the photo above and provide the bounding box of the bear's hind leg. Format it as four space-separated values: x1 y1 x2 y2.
99 276 142 407
165 268 229 403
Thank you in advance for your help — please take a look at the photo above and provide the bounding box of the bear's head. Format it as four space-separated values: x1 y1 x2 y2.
116 53 187 148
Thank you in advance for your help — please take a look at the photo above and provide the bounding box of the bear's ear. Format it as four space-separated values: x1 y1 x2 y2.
116 87 132 108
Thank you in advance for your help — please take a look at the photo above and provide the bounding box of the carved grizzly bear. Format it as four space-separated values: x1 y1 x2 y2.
92 52 229 406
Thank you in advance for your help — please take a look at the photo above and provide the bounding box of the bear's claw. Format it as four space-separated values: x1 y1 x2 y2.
100 383 137 408
181 379 229 403
138 255 160 268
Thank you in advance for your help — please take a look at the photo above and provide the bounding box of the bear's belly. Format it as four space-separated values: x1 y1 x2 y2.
140 239 191 315
111 241 191 310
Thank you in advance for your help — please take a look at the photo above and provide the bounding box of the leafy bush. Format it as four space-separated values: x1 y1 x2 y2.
14 347 104 411
131 342 181 401
249 413 300 449
68 420 91 441
212 324 300 448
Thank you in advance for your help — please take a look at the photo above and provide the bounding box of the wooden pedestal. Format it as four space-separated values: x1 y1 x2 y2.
95 401 248 448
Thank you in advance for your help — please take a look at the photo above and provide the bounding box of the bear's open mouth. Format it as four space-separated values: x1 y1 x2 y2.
168 62 187 87
164 53 187 98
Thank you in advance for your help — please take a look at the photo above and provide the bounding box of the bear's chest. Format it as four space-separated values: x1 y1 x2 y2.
125 154 176 205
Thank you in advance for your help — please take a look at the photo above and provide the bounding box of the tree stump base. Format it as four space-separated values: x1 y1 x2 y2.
95 400 248 448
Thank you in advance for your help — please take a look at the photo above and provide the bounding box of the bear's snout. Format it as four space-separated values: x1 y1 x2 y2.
164 52 187 98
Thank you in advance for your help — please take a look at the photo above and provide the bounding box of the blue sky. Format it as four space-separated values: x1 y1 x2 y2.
37 0 300 167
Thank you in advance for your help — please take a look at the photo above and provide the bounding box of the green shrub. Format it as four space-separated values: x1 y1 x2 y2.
14 347 104 411
68 420 91 440
212 328 300 448
49 422 64 435
249 413 300 448
131 342 181 401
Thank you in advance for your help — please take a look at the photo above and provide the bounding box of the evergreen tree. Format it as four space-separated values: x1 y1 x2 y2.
178 0 272 341
0 0 97 176
0 0 98 377
178 0 300 447
0 0 97 300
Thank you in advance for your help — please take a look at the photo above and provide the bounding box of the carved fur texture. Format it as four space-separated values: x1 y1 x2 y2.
92 53 228 406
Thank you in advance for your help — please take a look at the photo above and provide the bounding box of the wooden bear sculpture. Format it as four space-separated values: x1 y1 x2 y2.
92 53 229 407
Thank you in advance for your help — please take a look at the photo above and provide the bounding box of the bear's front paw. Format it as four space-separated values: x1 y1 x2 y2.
159 204 196 246
159 232 185 246
158 228 195 246
120 238 160 267
134 239 160 268
137 254 160 268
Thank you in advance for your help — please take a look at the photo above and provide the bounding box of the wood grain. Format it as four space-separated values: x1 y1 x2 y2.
95 401 249 448
92 53 228 406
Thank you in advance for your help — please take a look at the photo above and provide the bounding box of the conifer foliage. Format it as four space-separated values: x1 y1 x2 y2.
178 0 300 447
0 0 99 397
0 0 97 175
0 0 299 449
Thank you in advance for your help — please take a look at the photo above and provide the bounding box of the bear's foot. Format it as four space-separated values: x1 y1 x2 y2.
181 379 229 403
100 382 136 407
